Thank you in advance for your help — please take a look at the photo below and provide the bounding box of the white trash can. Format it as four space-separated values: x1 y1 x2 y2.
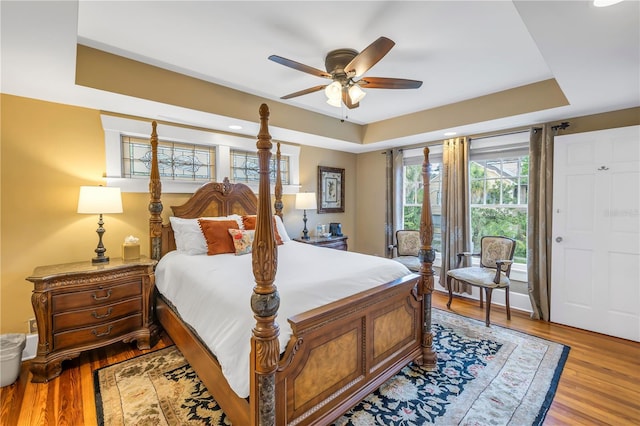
0 333 26 387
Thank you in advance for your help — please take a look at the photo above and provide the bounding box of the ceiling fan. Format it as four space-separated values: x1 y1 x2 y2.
268 37 422 109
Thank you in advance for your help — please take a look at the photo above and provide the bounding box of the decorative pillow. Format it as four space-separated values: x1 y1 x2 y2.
274 214 291 242
198 219 239 255
170 215 242 255
228 229 255 255
241 215 284 245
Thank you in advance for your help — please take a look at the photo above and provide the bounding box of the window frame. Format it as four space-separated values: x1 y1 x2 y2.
468 133 530 281
102 114 300 194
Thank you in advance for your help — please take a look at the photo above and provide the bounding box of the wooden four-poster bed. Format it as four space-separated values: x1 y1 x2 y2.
148 104 437 425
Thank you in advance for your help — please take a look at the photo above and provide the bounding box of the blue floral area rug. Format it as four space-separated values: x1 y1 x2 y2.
94 309 569 426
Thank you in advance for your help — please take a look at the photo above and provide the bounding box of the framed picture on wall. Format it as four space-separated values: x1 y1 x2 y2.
317 166 345 213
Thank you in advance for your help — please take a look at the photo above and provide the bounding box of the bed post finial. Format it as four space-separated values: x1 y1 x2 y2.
250 103 280 425
419 146 437 369
149 120 163 261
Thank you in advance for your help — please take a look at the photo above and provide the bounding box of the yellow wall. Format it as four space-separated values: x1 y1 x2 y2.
0 94 357 333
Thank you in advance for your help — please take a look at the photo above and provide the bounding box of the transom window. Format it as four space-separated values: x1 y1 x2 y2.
231 149 290 185
122 136 215 181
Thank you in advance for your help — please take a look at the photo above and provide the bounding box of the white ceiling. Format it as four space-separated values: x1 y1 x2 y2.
2 1 639 152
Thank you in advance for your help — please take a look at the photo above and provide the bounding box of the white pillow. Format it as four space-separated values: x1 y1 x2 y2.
274 214 291 242
170 215 243 255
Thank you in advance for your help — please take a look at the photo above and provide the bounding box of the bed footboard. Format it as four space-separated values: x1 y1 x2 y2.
275 273 422 425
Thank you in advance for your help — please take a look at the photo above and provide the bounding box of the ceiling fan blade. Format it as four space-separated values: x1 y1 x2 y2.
268 55 332 78
358 77 423 89
342 87 359 109
344 37 395 77
280 85 327 100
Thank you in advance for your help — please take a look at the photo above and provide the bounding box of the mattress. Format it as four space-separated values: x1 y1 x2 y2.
155 240 411 398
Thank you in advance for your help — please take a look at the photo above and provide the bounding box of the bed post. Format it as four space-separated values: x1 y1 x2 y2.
419 147 438 369
250 104 280 425
274 142 283 219
149 121 163 261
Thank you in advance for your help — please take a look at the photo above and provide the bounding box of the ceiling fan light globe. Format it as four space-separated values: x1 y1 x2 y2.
325 81 342 97
326 97 342 108
348 85 366 103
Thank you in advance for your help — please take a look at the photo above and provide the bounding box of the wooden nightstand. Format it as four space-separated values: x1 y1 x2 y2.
293 235 348 251
26 257 159 382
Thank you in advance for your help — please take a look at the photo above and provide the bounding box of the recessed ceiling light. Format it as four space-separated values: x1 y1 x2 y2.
593 0 623 7
444 131 457 136
228 124 243 130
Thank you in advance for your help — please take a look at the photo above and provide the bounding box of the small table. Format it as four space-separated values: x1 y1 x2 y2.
293 235 348 251
26 257 159 382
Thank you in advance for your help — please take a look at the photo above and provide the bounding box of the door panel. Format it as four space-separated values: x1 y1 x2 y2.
551 125 640 342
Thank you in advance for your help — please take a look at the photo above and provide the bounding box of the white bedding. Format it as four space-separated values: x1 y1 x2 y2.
155 241 411 398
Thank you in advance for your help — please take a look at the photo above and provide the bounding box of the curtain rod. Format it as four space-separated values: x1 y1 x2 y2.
470 121 570 140
383 122 571 152
468 129 530 142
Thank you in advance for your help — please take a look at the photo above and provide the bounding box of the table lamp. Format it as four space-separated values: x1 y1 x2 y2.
77 186 123 264
295 192 316 240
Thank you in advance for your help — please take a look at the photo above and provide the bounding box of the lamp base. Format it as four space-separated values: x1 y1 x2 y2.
92 255 109 264
92 213 109 264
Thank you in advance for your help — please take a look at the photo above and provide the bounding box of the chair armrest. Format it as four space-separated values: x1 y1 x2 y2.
455 252 478 268
493 260 514 283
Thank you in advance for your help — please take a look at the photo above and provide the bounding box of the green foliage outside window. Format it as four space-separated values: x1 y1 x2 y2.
402 156 528 264
470 156 529 264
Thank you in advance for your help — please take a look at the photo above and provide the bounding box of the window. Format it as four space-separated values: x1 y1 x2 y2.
402 147 442 253
101 114 301 194
231 149 290 185
122 136 215 181
470 155 529 265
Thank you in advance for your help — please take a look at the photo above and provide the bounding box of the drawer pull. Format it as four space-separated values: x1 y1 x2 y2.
91 325 113 338
91 308 113 319
92 289 112 301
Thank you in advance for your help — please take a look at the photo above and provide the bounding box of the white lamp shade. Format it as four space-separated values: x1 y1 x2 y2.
324 81 342 107
326 97 342 108
348 84 366 103
295 192 317 210
77 186 123 214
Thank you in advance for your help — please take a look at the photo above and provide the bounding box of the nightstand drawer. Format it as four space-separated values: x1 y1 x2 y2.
52 281 141 311
53 313 142 351
53 297 142 332
317 240 347 250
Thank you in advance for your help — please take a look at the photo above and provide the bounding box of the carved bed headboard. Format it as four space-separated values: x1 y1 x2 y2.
148 120 283 260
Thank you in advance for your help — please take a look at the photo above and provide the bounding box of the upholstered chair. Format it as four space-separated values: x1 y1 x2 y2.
389 230 421 272
446 236 516 326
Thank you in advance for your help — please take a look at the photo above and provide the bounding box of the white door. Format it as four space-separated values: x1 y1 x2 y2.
551 125 640 342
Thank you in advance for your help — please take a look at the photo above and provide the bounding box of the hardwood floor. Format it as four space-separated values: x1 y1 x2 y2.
1 291 638 425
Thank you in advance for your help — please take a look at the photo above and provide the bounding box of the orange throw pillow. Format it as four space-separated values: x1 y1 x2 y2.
198 219 239 255
242 215 283 245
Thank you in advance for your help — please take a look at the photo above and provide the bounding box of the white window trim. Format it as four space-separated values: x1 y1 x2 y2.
101 114 300 194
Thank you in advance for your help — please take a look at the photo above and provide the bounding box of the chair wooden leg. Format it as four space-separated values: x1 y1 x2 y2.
484 288 493 327
479 287 483 309
505 286 511 320
446 276 453 309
